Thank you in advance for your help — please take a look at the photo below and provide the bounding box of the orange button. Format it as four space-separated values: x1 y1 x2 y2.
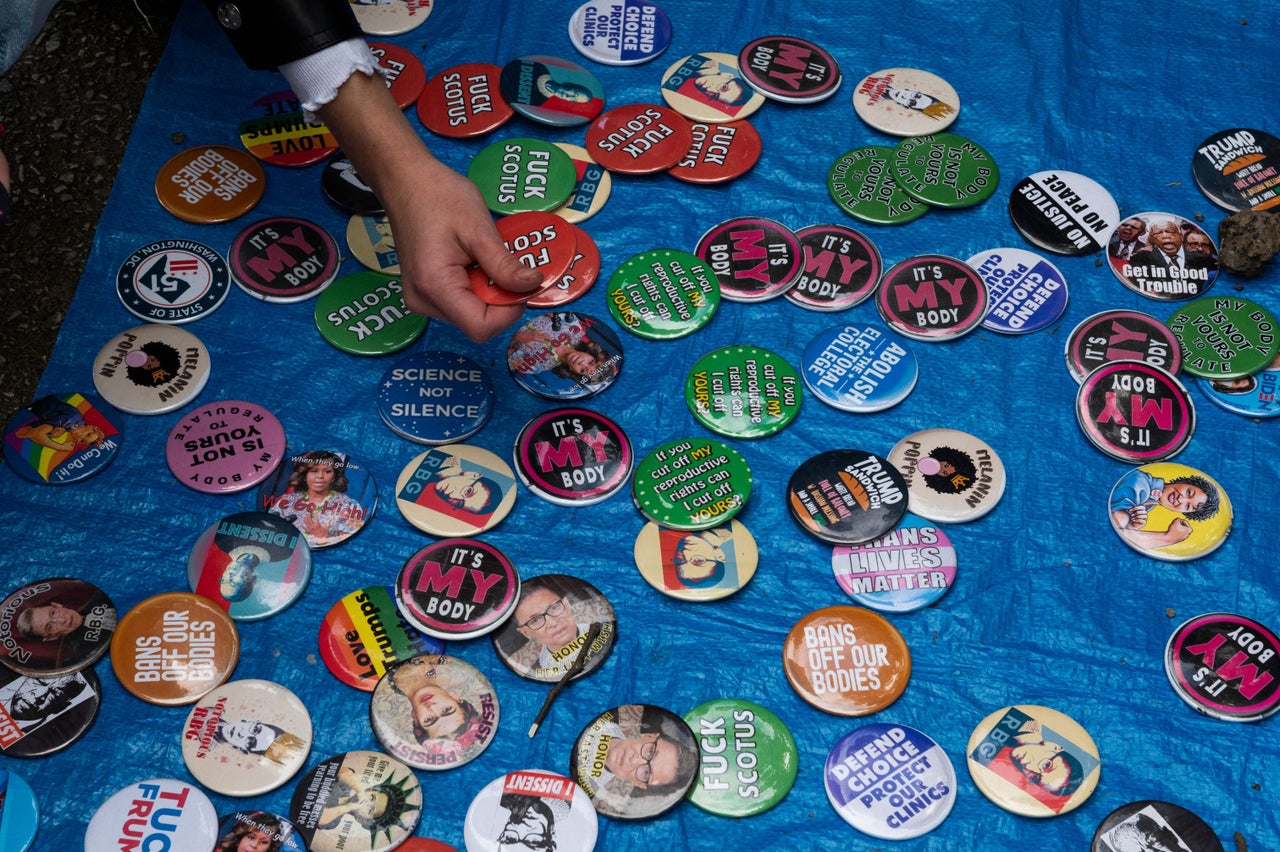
110 591 239 706
782 605 910 716
155 145 265 224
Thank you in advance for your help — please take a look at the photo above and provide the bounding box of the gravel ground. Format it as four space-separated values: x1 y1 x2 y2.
0 0 177 426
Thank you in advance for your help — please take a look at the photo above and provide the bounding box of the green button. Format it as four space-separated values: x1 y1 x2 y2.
891 133 999 208
685 345 803 438
607 249 721 339
467 137 578 215
1166 295 1280 378
632 437 751 530
683 698 799 817
827 146 929 225
313 271 427 355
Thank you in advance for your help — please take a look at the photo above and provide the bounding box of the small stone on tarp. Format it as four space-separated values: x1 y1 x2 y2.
1218 209 1280 277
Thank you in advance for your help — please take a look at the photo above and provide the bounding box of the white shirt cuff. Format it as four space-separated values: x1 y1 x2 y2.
280 38 384 120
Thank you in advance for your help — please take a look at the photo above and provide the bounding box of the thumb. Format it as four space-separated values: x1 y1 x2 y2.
471 237 546 294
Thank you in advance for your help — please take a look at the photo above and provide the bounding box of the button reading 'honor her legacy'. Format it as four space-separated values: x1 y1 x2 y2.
110 591 239 706
570 704 699 819
489 573 616 683
632 437 752 530
783 606 911 716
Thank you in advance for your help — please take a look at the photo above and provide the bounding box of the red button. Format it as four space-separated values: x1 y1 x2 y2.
584 103 694 174
470 211 579 305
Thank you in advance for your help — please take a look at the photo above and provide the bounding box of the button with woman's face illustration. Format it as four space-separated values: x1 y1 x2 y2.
569 704 699 819
186 511 312 621
464 770 598 852
350 0 431 36
500 55 605 127
633 519 759 602
887 428 1006 523
377 351 494 445
92 324 211 415
3 392 123 485
966 704 1100 818
394 445 518 537
288 750 423 852
851 68 959 136
395 539 520 640
660 52 765 122
371 655 500 770
1091 800 1224 852
507 312 623 401
1107 462 1232 562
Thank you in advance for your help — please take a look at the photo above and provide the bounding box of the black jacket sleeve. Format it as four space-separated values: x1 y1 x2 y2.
203 0 364 70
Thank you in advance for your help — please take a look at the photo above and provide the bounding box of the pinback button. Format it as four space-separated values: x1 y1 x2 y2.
584 103 694 174
489 574 616 683
1108 462 1232 562
377 351 494 444
632 437 752 530
347 213 401 275
1007 170 1119 256
684 345 802 438
314 271 427 356
876 254 988 341
892 133 999 208
1105 211 1219 301
889 428 1007 523
2 392 122 485
289 751 422 852
852 67 959 136
660 52 765 122
468 138 578 215
371 654 500 769
93 324 210 415
400 841 461 852
570 704 699 819
606 248 720 339
215 813 306 852
825 723 956 838
318 586 445 692
351 0 432 35
1092 800 1224 852
552 143 612 223
165 400 287 494
256 449 377 549
1191 127 1280 212
110 591 239 705
668 120 762 184
417 62 513 138
783 606 911 716
1196 365 1280 418
684 699 798 817
786 449 908 545
787 224 882 311
1076 363 1195 462
465 770 598 852
696 217 801 302
1164 612 1280 722
397 540 519 639
181 679 312 795
528 223 602 308
500 55 605 127
0 772 39 851
0 665 101 757
86 779 218 852
369 41 427 109
633 519 759 602
187 511 312 621
827 146 929 226
966 247 1069 334
1063 309 1183 384
322 152 384 215
0 577 116 677
470 211 579 305
567 298 646 360
802 323 917 413
394 445 518 537
155 145 264 223
229 216 340 302
832 514 957 613
568 0 673 66
967 704 1100 818
514 407 633 504
738 35 841 103
239 90 337 167
1167 295 1280 379
116 238 231 324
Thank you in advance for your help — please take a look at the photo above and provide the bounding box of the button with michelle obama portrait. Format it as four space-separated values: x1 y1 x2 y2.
888 428 1006 523
213 812 307 852
289 750 423 852
0 664 101 757
256 449 377 548
507 312 623 400
3 392 122 485
318 586 444 692
785 449 908 545
371 654 499 770
377 351 494 445
394 445 518 537
852 68 958 136
1163 612 1280 722
633 519 759 602
782 606 911 717
395 539 520 641
110 591 239 706
570 703 699 820
92 324 210 415
465 770 599 852
683 698 798 817
181 678 312 796
1092 800 1224 852
1108 462 1232 562
490 574 616 683
966 704 1101 818
0 577 116 677
186 511 312 621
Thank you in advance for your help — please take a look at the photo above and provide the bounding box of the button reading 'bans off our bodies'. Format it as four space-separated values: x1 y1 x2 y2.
783 606 911 716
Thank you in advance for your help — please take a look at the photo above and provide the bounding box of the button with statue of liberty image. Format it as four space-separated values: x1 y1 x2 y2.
606 248 721 339
395 539 520 641
966 704 1100 818
370 654 499 770
632 437 751 530
3 392 122 485
825 723 955 838
892 133 999 208
1163 612 1280 722
288 750 422 852
1092 800 1224 852
394 445 517 537
0 664 101 757
633 519 758 602
256 449 377 549
181 678 312 796
887 428 1006 523
1107 462 1232 562
92 324 210 415
318 586 444 692
0 577 116 677
490 574 616 683
684 698 798 817
852 67 958 136
186 511 312 621
464 770 599 852
569 703 699 819
500 55 605 127
831 514 957 613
